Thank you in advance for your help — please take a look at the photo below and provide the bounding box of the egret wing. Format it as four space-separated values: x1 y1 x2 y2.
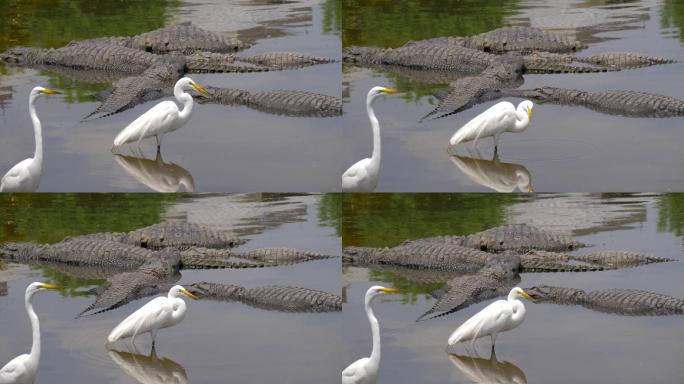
0 159 32 188
342 357 370 383
449 300 512 344
418 269 519 321
108 297 170 341
0 354 28 379
114 101 179 146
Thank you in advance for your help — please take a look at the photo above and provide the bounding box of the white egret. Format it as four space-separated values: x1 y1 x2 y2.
107 285 198 347
0 87 60 192
0 282 60 384
342 285 401 384
342 86 400 192
448 100 534 155
447 287 533 351
112 77 209 152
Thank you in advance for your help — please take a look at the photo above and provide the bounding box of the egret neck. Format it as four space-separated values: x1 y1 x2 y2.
26 288 41 370
367 94 381 170
29 92 43 171
513 104 531 132
365 292 381 370
175 82 194 127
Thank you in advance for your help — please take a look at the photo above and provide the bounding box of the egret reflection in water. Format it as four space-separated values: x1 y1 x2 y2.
114 151 195 192
0 281 6 297
449 350 527 384
108 347 187 384
450 150 532 192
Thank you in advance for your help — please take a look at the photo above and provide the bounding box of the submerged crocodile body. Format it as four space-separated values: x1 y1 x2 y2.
234 247 332 265
462 26 585 54
188 282 342 313
500 86 684 118
1 23 337 119
459 224 583 253
76 221 245 250
237 52 336 69
526 285 684 316
343 25 678 120
199 87 343 117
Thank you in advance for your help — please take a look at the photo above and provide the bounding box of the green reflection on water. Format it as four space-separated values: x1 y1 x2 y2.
657 193 684 244
322 0 342 35
661 0 684 43
0 0 180 52
0 193 178 244
342 0 519 48
342 193 517 247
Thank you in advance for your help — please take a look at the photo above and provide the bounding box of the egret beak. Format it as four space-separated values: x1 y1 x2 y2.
527 183 534 193
181 288 199 300
39 283 61 290
527 107 533 121
40 89 61 95
518 289 533 301
379 287 402 294
191 82 210 97
382 88 401 94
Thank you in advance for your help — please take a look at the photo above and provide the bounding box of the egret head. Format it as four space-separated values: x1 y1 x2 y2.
519 100 534 121
178 77 210 97
169 285 199 300
367 86 400 103
31 86 61 100
510 287 533 301
366 285 402 301
26 282 60 298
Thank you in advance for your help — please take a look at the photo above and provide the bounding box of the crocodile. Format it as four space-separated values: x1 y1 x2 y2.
417 253 609 320
187 282 342 313
570 251 675 268
79 247 183 316
499 86 684 118
126 23 247 54
420 55 524 121
236 52 336 69
75 221 245 250
525 285 684 316
525 51 677 70
459 224 583 253
0 239 262 271
461 26 585 54
233 247 333 265
198 87 343 117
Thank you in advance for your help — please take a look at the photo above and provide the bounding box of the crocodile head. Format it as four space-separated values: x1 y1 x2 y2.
186 282 212 298
0 242 32 258
525 284 585 303
0 47 43 65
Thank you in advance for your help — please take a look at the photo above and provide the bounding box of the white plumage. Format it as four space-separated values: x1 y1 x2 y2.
342 285 401 384
1 87 60 192
107 285 197 346
342 86 400 192
0 282 60 384
449 100 533 154
448 287 533 351
112 77 209 152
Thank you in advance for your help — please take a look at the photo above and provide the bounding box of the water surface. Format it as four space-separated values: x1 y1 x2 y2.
0 193 341 383
342 193 684 383
342 0 684 191
0 0 342 192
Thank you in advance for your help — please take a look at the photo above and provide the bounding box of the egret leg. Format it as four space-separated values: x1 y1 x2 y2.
490 333 497 353
151 329 158 348
156 135 163 151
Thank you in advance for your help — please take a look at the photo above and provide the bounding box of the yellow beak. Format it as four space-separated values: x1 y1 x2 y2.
527 108 533 120
191 82 210 97
39 283 60 290
181 288 198 300
40 89 61 95
518 289 533 300
379 287 402 294
382 88 401 94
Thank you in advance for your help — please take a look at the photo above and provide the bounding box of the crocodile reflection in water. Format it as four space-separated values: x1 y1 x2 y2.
449 149 532 193
448 349 527 384
108 347 187 384
114 151 195 192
